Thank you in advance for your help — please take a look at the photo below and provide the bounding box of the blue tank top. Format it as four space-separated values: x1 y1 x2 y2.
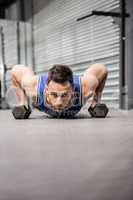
36 74 83 118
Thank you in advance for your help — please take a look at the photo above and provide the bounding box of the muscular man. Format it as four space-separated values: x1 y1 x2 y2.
11 63 108 118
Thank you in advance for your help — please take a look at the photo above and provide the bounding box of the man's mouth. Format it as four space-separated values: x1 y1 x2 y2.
54 107 64 112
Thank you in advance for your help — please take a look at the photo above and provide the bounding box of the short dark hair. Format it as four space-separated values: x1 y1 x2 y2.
47 64 73 86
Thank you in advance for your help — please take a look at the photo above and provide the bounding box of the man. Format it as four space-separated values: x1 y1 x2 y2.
11 63 108 118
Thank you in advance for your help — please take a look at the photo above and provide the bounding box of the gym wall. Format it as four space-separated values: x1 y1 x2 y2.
0 20 18 92
0 0 121 109
32 0 120 108
0 19 33 89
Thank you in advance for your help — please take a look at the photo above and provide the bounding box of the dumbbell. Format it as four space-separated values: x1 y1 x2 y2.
88 103 109 118
12 105 31 119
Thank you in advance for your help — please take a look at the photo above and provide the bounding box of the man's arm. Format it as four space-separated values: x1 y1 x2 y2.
81 63 108 107
11 65 38 106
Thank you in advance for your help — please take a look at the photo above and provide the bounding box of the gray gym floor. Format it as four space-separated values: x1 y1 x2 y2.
0 108 133 200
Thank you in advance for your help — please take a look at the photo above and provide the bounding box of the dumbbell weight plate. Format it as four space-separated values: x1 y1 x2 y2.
88 103 109 118
12 105 31 119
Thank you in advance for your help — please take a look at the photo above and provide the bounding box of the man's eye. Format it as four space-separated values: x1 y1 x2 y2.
61 93 68 98
51 93 58 98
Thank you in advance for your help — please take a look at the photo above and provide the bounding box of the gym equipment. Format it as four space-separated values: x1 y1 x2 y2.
0 27 8 109
88 103 109 118
0 27 10 109
12 105 31 119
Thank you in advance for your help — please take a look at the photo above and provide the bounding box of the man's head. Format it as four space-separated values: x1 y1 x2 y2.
45 64 74 112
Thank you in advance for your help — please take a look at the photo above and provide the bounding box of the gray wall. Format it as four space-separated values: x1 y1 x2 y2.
0 0 33 97
4 0 33 67
3 0 133 110
32 0 120 108
126 0 133 109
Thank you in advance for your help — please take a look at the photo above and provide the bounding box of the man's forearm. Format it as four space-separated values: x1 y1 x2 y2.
91 72 108 107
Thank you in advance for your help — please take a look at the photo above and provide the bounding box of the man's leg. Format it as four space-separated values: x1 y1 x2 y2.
11 65 34 106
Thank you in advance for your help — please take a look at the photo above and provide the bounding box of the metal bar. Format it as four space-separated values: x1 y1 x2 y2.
119 0 128 109
16 21 21 64
77 10 129 21
77 13 94 21
121 0 125 87
31 0 36 72
0 26 6 99
92 10 129 17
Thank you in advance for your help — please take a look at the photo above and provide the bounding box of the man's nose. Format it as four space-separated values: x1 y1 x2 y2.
56 96 63 105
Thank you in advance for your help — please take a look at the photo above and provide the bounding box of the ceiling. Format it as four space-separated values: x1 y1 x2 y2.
0 0 17 8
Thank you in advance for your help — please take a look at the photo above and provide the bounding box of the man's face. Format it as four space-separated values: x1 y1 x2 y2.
45 80 74 112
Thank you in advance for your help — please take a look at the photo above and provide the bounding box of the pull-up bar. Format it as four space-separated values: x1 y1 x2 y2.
77 10 129 21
